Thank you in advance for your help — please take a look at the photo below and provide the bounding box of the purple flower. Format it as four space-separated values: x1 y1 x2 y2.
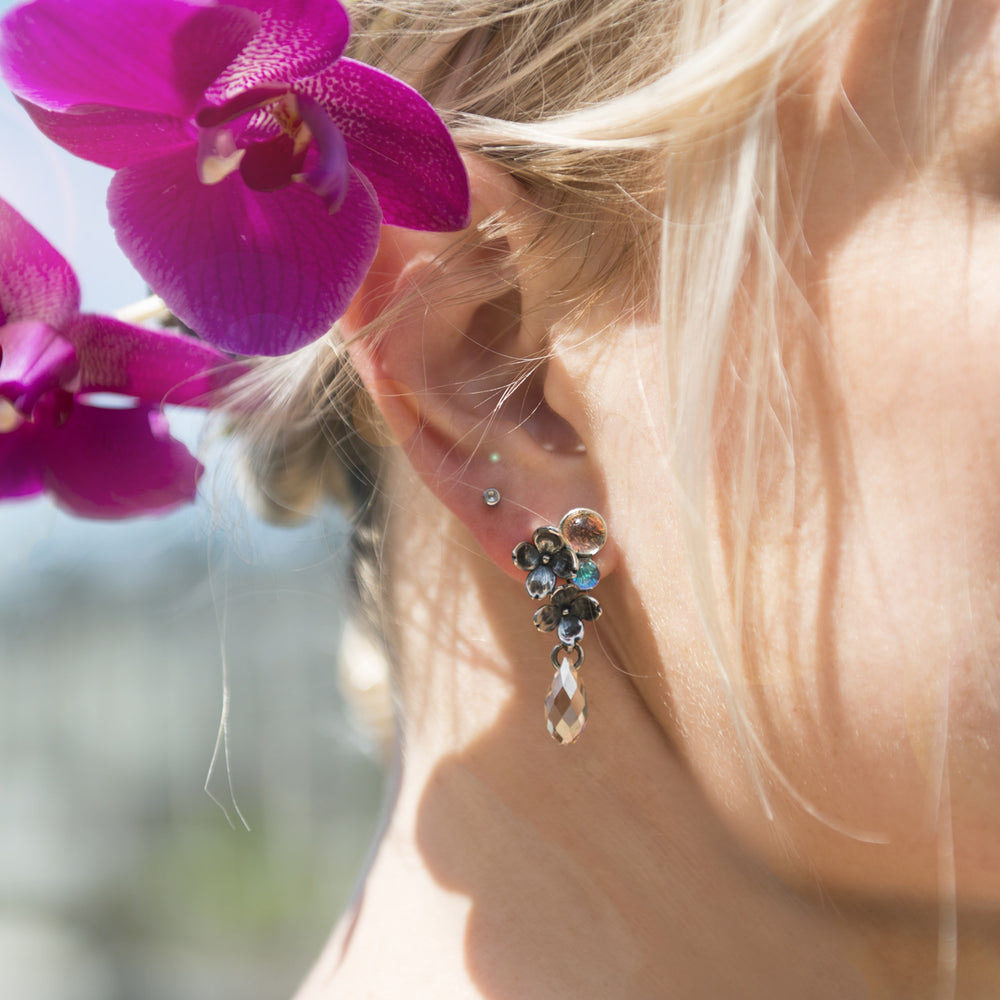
0 197 234 518
0 0 471 356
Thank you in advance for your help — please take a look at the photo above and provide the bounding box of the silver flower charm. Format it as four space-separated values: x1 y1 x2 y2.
512 526 579 599
533 584 602 646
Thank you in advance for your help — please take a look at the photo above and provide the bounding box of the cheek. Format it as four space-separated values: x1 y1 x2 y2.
586 213 1000 906
721 188 1000 903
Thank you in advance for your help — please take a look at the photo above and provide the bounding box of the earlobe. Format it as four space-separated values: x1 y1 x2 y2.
342 158 610 582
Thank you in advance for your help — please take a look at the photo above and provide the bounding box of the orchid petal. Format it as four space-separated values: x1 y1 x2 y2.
0 320 79 416
41 403 203 518
0 197 80 326
18 98 194 170
108 145 382 355
65 314 238 405
0 0 258 118
205 0 349 103
0 423 45 500
304 59 471 231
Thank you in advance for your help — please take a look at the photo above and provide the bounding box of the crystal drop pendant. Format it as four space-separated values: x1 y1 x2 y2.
545 655 588 744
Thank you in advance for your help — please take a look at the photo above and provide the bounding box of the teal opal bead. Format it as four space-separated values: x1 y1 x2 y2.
573 558 600 590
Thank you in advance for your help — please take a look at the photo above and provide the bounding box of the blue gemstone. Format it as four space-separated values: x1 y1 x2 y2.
573 558 600 590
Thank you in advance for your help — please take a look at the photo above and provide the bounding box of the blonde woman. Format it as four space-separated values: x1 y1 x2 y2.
235 0 1000 996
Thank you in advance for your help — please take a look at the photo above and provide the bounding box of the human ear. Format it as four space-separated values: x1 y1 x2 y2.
342 158 610 581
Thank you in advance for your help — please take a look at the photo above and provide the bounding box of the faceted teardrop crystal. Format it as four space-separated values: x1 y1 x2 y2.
545 655 588 744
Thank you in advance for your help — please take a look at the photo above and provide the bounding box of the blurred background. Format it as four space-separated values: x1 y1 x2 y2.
0 9 387 997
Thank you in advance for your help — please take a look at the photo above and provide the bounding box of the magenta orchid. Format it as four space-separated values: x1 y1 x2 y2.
0 0 471 356
0 197 234 518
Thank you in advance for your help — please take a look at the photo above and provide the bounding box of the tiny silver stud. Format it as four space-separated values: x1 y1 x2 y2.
483 488 501 507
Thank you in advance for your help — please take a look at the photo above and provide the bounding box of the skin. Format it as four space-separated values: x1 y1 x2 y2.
295 2 1000 996
698 0 1000 916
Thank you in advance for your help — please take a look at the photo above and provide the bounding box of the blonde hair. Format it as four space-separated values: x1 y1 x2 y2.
239 0 860 664
236 4 967 987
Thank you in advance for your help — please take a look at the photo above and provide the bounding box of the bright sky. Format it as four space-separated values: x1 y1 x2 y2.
0 1 147 310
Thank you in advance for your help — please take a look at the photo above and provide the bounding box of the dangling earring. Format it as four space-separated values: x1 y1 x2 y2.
512 508 607 745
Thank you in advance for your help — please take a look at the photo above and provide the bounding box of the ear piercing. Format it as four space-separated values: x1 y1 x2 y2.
482 487 501 506
512 508 607 744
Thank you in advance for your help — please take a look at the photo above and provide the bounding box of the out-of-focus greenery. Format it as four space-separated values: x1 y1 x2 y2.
0 13 386 993
0 489 386 1000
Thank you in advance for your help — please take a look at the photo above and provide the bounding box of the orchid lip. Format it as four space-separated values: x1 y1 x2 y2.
240 133 304 192
202 90 351 210
197 85 335 194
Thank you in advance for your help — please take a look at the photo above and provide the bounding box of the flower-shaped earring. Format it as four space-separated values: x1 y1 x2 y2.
533 585 602 647
512 508 607 745
512 526 579 598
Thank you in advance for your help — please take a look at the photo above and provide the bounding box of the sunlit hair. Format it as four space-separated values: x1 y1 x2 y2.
236 0 950 789
232 1 967 988
238 0 862 679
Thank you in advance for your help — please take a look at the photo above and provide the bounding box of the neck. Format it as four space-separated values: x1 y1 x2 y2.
293 496 992 999
298 697 866 997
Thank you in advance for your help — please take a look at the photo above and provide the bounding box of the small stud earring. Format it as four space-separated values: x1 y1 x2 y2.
512 507 607 744
483 488 501 507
